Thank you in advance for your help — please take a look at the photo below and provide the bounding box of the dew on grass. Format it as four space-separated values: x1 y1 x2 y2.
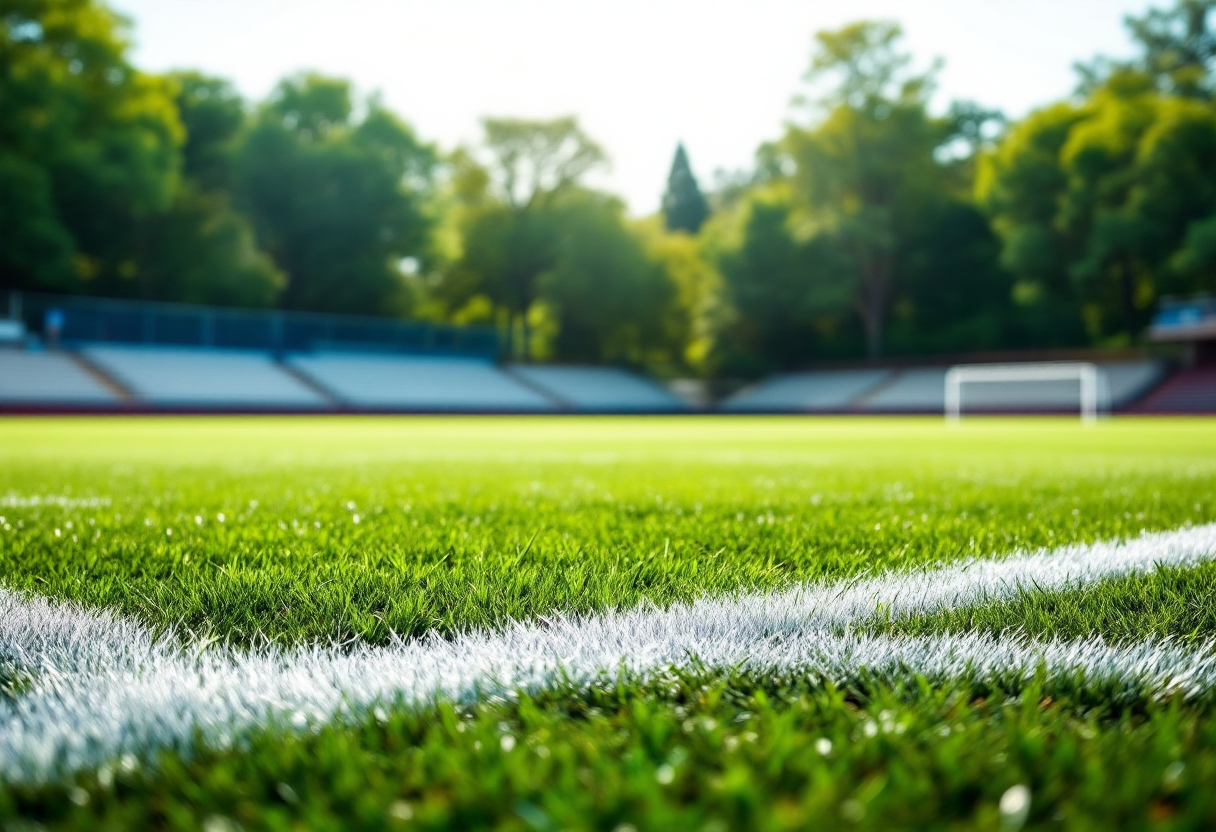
1000 784 1031 830
1163 761 1185 789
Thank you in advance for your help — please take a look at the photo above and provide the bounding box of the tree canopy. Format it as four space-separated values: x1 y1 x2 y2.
4 0 1214 375
661 143 709 234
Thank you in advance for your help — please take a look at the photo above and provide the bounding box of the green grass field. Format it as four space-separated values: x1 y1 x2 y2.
2 416 1216 830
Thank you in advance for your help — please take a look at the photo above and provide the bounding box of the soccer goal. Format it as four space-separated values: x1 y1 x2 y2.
944 362 1109 423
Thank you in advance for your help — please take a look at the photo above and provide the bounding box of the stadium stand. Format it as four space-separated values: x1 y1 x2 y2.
81 346 329 409
508 365 688 412
1132 367 1216 413
286 352 557 411
722 369 892 412
854 368 949 412
0 350 120 405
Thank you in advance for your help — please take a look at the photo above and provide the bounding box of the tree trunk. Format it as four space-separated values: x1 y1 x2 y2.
856 260 890 362
1119 259 1138 340
518 311 530 363
864 307 883 361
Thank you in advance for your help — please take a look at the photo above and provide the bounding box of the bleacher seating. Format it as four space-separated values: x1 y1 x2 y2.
951 362 1165 412
0 350 119 405
723 370 892 412
1132 367 1216 413
858 361 1166 413
287 352 557 411
856 368 947 412
82 346 328 409
508 365 687 412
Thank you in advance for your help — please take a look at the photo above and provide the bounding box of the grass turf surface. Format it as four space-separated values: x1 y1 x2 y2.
1 416 1214 645
2 415 1216 829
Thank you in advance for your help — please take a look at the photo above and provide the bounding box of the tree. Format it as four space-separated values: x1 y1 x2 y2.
235 73 437 315
981 76 1216 344
661 143 709 233
710 189 853 373
539 193 676 364
123 71 285 308
133 189 282 306
0 0 182 294
170 71 246 192
449 117 607 358
1077 1 1216 98
887 199 1014 354
784 21 949 359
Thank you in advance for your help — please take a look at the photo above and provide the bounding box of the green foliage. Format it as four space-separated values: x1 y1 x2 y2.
712 191 853 373
133 187 283 307
443 118 681 363
0 0 182 292
169 71 245 192
706 21 1013 369
0 152 76 288
661 143 709 234
540 193 677 364
887 199 1014 354
235 73 437 315
981 78 1216 343
784 22 956 360
1079 0 1216 99
7 0 1216 369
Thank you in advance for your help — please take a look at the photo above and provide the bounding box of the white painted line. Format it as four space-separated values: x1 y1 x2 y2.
2 522 1216 783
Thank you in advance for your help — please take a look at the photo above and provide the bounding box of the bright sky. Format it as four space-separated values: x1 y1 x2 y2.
111 0 1160 215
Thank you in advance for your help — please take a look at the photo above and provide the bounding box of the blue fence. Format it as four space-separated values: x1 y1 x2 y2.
8 292 501 360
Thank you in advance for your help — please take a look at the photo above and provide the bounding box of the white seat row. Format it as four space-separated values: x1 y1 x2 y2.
286 353 555 411
508 365 687 412
82 346 327 408
723 370 892 412
0 350 117 403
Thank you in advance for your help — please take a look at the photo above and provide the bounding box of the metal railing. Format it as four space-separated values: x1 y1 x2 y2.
5 292 500 360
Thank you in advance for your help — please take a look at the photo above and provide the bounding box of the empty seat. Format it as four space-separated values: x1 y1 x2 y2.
287 353 556 411
1102 362 1170 407
82 346 327 408
1132 367 1216 413
723 370 892 412
858 368 948 412
508 365 687 412
0 350 118 404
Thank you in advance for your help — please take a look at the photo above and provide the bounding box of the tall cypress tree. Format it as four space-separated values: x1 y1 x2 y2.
661 143 710 233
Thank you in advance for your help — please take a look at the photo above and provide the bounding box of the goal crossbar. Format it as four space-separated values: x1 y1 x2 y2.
944 362 1108 423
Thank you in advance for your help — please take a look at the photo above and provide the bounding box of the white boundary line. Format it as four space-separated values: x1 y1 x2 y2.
2 523 1216 783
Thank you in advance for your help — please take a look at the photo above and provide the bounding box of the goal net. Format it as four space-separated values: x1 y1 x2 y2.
944 362 1109 423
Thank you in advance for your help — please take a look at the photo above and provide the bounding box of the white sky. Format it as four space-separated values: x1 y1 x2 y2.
111 0 1159 215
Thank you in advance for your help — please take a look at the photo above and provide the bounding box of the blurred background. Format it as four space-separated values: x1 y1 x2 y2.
1 0 1213 413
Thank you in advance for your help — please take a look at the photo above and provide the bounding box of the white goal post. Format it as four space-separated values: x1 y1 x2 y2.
944 362 1109 423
